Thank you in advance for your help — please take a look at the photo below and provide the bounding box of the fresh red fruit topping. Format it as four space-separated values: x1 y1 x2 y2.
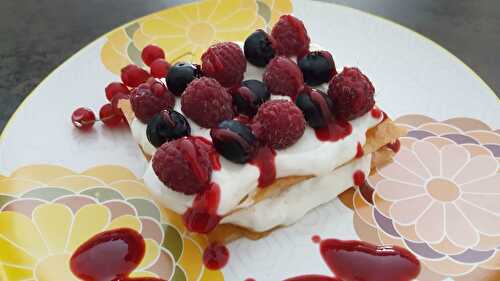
121 64 150 87
253 100 306 149
150 58 170 78
263 56 304 98
328 67 375 121
130 80 175 123
152 137 212 195
105 82 130 102
71 107 96 130
99 103 123 127
203 243 230 270
181 77 234 128
201 42 246 87
271 14 310 57
141 44 165 66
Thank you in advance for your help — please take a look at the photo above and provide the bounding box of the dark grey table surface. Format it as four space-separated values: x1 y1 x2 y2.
1 0 499 132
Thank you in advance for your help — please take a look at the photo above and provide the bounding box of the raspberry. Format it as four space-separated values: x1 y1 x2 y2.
152 137 212 195
121 64 150 87
130 80 175 123
328 67 375 121
253 100 305 149
201 42 246 87
271 15 310 57
263 56 304 98
141 44 165 66
181 77 234 128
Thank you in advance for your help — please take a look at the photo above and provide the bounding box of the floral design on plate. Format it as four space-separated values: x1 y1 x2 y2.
0 165 224 281
101 0 292 74
340 114 500 281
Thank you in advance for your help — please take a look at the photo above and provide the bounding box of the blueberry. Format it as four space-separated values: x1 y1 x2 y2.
298 51 336 86
295 88 334 128
244 30 276 67
147 109 191 147
232 80 270 116
210 120 258 164
166 62 201 96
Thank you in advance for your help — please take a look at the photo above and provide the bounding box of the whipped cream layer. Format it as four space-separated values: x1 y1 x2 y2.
222 154 371 232
138 43 384 231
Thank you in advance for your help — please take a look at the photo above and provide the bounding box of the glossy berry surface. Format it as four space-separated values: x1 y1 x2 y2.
201 42 246 87
105 82 130 102
147 109 191 147
99 103 123 127
263 56 304 98
152 137 212 195
210 120 258 164
232 80 270 117
150 58 170 78
328 67 375 121
253 100 306 149
298 51 337 86
295 88 333 128
121 64 150 88
130 80 175 123
244 29 276 67
166 62 201 96
181 77 234 128
271 15 310 57
141 44 165 66
71 107 96 130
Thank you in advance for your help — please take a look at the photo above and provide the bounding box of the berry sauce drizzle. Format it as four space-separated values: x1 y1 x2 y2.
203 242 230 270
355 143 364 158
193 136 221 170
70 228 165 281
183 182 222 234
370 108 382 119
284 238 420 281
315 119 352 142
352 170 366 187
250 146 277 188
386 139 401 154
244 279 256 281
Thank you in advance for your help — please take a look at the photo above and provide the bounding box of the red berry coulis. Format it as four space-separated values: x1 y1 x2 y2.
386 139 401 153
352 170 365 187
314 119 352 142
250 146 277 188
202 242 230 270
355 143 364 159
285 238 420 281
312 235 321 244
183 182 222 234
370 108 382 119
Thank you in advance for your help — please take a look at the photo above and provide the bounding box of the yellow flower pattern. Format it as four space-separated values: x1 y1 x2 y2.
101 0 293 74
0 165 224 281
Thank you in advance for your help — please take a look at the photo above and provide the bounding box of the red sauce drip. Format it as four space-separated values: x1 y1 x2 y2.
355 143 364 159
386 139 401 153
178 138 210 182
370 108 382 119
183 182 222 234
244 279 256 281
312 235 322 244
285 239 420 281
203 243 230 270
353 170 366 187
250 146 277 188
192 136 221 170
320 239 421 281
70 228 167 281
315 119 352 142
359 181 375 204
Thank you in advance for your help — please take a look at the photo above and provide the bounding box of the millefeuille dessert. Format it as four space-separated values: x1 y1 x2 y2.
115 15 406 243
